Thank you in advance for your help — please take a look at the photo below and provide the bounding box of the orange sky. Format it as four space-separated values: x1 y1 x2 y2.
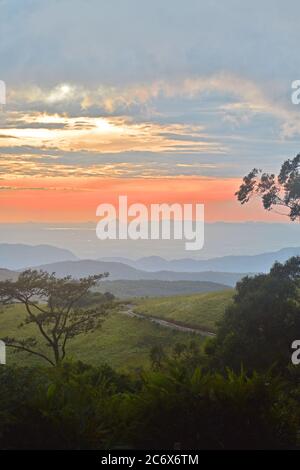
0 85 295 226
0 176 286 223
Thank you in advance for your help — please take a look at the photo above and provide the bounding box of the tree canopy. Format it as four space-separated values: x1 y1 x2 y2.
236 153 300 220
206 257 300 373
0 269 113 365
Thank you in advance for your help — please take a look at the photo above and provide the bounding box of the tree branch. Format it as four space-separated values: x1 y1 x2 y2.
6 343 55 366
24 301 54 347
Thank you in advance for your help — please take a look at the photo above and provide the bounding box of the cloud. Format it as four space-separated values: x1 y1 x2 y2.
1 2 300 184
1 0 300 86
0 110 226 157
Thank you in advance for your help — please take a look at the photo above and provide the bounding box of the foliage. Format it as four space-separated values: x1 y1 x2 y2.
0 270 113 365
0 362 297 450
120 367 297 450
236 153 300 220
0 362 134 449
206 257 300 373
1 257 300 449
0 304 203 369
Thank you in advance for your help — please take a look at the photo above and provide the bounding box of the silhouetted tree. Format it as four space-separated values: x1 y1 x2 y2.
236 153 300 220
0 269 112 365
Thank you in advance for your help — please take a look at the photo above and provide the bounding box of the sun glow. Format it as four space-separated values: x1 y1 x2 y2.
0 112 222 155
94 118 124 134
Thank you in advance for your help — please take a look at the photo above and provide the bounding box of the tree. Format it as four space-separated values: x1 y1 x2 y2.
236 153 300 220
206 257 300 373
0 269 113 366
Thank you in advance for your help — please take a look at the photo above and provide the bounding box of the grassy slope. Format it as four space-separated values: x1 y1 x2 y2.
0 304 204 370
133 290 234 332
98 280 230 298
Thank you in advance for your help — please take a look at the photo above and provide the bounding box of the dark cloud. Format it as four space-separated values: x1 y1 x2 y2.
0 0 299 87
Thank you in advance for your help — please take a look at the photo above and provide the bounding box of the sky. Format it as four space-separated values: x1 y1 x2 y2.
0 0 300 223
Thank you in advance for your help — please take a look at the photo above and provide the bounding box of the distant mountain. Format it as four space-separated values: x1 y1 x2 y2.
100 247 300 273
0 268 18 281
97 280 231 298
146 270 245 286
36 259 246 287
2 242 294 286
0 261 232 297
100 256 170 271
35 260 142 279
0 243 78 270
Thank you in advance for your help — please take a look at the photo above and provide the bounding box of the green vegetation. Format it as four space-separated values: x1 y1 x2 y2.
0 361 298 449
0 278 230 370
97 279 230 298
134 290 233 332
2 258 300 449
206 256 300 373
0 270 112 365
0 304 204 370
237 153 300 221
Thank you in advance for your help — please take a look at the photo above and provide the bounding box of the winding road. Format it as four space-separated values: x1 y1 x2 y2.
121 305 216 337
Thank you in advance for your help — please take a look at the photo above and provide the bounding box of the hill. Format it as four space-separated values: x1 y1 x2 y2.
0 290 233 369
0 243 78 270
36 259 244 286
98 280 231 298
100 247 300 273
0 268 18 281
0 304 204 370
134 290 233 332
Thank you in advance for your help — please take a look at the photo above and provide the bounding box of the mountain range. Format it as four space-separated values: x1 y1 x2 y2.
0 244 299 293
0 244 78 270
99 247 300 273
33 259 245 287
0 243 299 274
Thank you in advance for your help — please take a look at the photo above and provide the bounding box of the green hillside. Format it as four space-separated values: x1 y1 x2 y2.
0 304 204 370
98 279 230 298
0 290 233 369
133 290 234 332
